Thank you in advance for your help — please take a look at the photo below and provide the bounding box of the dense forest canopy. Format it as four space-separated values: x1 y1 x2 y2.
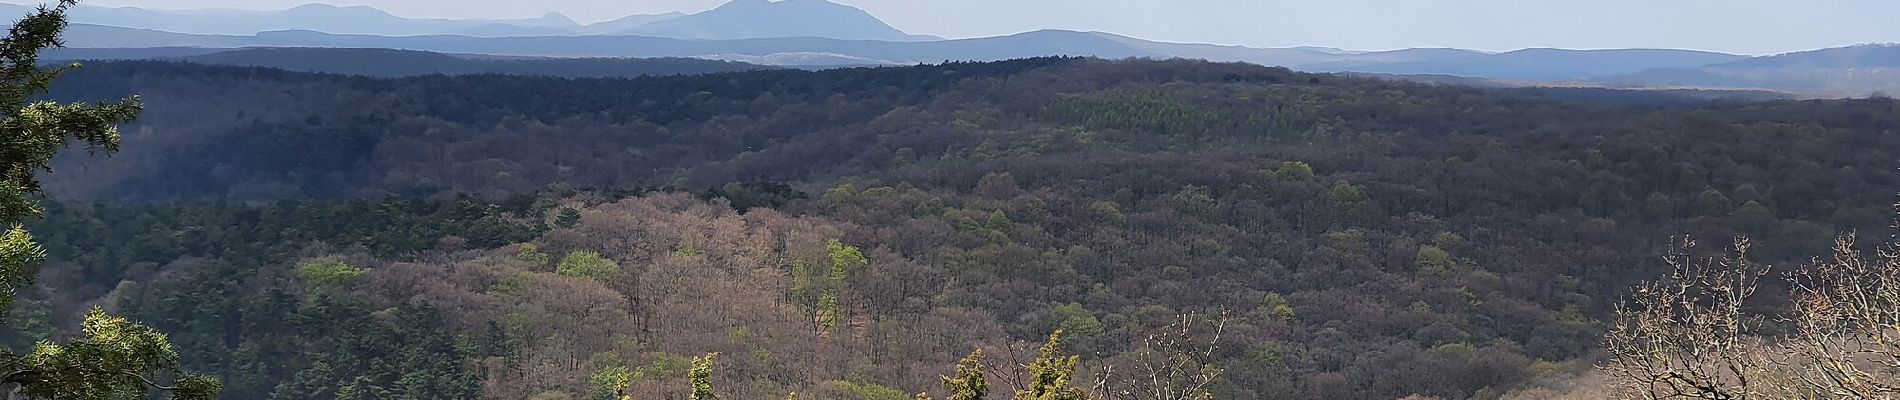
8 55 1900 399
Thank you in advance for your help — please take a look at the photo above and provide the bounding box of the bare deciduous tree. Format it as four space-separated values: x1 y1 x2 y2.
1602 236 1770 399
1605 215 1900 400
1102 312 1227 400
1774 231 1900 398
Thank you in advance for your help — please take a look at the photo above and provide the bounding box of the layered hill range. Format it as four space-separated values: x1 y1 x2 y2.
9 0 1898 96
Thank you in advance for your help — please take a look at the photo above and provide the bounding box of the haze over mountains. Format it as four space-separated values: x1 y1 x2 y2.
1596 44 1900 94
10 0 1899 95
0 2 588 37
617 0 937 41
159 47 775 78
0 0 922 39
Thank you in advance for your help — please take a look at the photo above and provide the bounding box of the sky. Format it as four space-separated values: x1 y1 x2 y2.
48 0 1900 55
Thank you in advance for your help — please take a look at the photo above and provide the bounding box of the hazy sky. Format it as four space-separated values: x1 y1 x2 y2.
52 0 1900 55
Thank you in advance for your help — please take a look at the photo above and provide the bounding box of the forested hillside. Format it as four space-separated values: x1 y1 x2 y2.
9 57 1900 399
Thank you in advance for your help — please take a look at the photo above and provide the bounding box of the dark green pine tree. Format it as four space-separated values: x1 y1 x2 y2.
0 1 219 398
553 207 582 228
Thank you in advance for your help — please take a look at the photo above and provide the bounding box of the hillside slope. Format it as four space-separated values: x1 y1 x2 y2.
20 57 1899 399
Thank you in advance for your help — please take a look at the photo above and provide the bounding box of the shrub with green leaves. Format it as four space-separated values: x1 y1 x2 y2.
557 250 621 282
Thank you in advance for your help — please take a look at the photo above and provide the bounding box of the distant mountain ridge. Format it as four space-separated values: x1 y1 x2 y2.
617 0 937 41
1716 43 1900 69
54 24 1740 75
53 25 1338 67
1594 44 1900 95
181 48 776 77
42 47 777 78
0 2 597 37
0 0 931 40
0 1 674 37
15 0 1900 95
1339 48 1747 81
0 0 1747 77
579 12 687 35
